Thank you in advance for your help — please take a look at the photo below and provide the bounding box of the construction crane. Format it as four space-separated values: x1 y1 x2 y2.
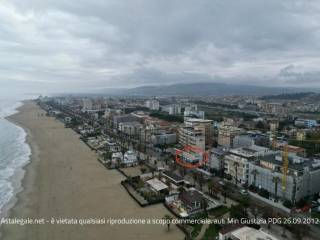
272 131 277 150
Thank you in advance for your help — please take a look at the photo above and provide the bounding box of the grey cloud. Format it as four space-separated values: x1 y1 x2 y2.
1 0 320 94
277 64 320 85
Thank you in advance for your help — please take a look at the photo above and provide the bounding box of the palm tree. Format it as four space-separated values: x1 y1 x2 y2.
127 176 133 185
233 162 240 185
201 198 209 216
198 174 204 191
154 160 158 168
251 169 259 188
163 214 173 231
140 167 147 174
178 186 185 193
192 172 198 186
272 176 280 201
222 182 231 204
208 180 214 196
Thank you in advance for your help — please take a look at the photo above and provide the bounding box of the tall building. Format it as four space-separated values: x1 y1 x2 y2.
161 104 181 115
269 120 279 132
218 125 244 147
178 126 205 150
82 98 93 112
184 103 204 120
145 99 160 111
169 104 181 115
185 118 213 146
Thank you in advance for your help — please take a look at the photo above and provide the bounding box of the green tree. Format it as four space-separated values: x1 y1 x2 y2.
140 167 147 174
201 198 209 217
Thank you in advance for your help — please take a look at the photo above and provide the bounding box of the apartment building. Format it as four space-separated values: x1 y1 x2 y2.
249 154 320 202
295 118 318 128
150 131 177 145
178 126 205 150
112 114 141 128
162 104 181 115
185 118 213 146
224 146 273 185
145 99 160 111
118 121 143 136
218 125 244 147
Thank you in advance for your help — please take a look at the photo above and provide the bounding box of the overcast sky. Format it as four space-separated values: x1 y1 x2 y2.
1 0 320 94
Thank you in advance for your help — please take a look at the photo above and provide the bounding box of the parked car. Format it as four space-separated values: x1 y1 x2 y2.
239 189 248 195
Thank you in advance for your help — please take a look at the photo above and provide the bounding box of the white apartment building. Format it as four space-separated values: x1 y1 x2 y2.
224 145 273 185
145 99 160 111
82 98 93 112
162 104 181 115
224 153 249 185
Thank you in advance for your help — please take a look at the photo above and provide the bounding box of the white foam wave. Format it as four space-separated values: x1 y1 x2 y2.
0 99 31 217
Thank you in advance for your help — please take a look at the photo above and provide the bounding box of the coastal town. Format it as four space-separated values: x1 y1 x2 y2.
36 93 320 240
2 1 320 240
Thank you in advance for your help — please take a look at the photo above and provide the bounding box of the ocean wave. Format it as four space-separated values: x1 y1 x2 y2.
0 99 31 217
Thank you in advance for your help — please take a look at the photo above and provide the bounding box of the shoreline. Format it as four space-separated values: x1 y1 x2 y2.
1 101 183 240
0 101 39 238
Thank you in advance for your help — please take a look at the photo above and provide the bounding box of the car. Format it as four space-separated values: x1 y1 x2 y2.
239 189 249 195
218 180 225 186
311 201 318 208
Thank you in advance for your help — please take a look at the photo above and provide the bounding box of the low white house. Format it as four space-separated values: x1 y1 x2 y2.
64 116 72 123
111 152 123 166
122 151 138 166
219 226 279 240
146 178 168 194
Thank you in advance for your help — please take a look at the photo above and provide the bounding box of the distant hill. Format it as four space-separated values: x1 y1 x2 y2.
109 82 313 97
260 92 320 101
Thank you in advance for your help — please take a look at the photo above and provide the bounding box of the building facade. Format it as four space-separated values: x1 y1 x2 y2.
218 125 244 147
179 126 205 150
248 154 320 202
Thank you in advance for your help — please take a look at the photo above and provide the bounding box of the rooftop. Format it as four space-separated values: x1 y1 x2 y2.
185 118 213 123
231 226 279 240
163 171 184 183
146 178 168 192
179 188 203 206
258 154 320 171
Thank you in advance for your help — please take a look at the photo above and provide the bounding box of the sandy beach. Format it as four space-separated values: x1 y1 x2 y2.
1 101 183 240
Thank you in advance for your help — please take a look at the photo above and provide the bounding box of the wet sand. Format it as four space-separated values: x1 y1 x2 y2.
1 101 183 240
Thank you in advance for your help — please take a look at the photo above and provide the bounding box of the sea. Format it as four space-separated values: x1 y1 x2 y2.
0 97 32 217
